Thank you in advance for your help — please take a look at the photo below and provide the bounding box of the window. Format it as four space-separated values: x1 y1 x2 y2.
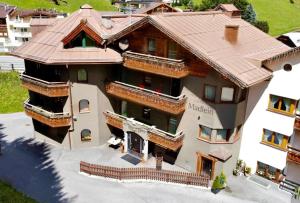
283 64 292 72
168 117 177 134
168 41 177 59
221 87 234 102
199 125 212 141
77 69 87 82
204 85 216 101
79 99 90 113
256 161 281 182
268 95 296 115
65 31 96 48
262 129 288 150
142 107 151 120
148 38 156 52
216 129 230 142
81 129 91 141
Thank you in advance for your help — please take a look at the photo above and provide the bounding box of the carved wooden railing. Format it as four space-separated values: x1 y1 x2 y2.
24 99 71 128
123 51 189 78
287 145 300 165
104 111 184 151
20 74 69 97
106 81 186 115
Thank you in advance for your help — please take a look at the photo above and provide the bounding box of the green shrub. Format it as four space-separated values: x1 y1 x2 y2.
244 166 251 175
212 173 226 190
219 171 227 185
252 20 269 33
295 187 300 200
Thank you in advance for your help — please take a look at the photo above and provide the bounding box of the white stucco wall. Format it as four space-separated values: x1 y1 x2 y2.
240 54 300 172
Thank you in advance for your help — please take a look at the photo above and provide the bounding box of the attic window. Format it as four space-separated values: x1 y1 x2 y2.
64 31 96 48
283 64 292 72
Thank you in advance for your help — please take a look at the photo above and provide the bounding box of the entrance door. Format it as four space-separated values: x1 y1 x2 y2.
201 157 213 178
171 78 181 97
127 132 144 157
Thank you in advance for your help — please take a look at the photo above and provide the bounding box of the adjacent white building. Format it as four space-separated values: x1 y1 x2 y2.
240 49 300 182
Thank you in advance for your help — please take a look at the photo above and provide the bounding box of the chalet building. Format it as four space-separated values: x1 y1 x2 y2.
12 4 292 180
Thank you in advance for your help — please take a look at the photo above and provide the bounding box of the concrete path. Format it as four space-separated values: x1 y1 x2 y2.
0 113 292 203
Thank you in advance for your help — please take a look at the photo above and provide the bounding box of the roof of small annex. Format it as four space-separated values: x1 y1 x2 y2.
214 4 240 12
11 4 144 64
134 2 178 14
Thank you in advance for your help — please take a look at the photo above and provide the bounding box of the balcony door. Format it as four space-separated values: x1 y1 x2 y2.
171 78 181 97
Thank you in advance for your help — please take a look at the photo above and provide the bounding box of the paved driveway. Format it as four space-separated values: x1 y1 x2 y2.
0 113 292 203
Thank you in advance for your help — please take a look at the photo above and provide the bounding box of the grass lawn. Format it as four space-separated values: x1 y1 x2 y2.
0 0 116 13
0 72 27 114
0 180 37 203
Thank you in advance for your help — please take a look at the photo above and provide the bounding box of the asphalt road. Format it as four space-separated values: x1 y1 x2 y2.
0 113 292 203
0 56 25 72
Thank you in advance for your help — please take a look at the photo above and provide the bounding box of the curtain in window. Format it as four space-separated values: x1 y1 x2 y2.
216 129 227 141
271 95 279 109
205 86 216 101
282 98 291 112
274 133 283 145
264 129 273 142
201 126 212 140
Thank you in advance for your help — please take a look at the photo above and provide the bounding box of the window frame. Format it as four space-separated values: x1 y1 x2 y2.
203 84 217 102
261 128 288 151
167 41 177 59
147 38 156 53
79 99 90 113
199 125 212 141
81 129 92 142
215 129 231 142
268 94 296 116
77 68 88 83
220 86 235 103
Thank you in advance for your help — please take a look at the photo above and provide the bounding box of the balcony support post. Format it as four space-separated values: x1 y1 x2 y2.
143 139 149 161
124 131 128 153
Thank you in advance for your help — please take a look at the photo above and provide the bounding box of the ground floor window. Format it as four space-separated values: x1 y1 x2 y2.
81 129 91 142
256 161 282 182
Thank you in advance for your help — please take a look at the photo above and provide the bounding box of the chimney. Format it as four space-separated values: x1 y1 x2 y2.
224 25 239 44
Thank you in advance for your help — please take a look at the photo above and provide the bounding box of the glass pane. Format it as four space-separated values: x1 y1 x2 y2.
282 98 291 112
148 39 156 52
263 129 272 142
201 126 212 140
270 95 280 109
168 41 177 59
205 85 216 101
79 100 89 112
216 129 227 141
78 69 87 82
221 87 234 102
81 129 91 141
274 133 283 145
168 117 177 134
121 101 127 116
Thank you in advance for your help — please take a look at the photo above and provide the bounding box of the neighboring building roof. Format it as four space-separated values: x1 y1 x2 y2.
214 4 239 12
277 32 300 48
10 8 58 18
108 12 290 88
30 18 59 26
0 3 16 18
134 2 178 14
11 5 144 64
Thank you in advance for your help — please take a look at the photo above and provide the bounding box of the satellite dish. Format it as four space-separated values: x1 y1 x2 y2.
119 39 129 51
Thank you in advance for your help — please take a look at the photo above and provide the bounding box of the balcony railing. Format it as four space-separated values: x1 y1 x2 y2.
106 81 186 115
287 145 300 165
294 116 300 130
20 74 69 97
24 100 71 128
104 111 184 151
123 51 189 78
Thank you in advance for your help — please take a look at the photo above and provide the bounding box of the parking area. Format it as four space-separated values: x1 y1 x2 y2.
0 113 292 203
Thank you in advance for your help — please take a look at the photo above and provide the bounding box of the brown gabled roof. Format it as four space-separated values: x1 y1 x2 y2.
10 8 58 18
108 12 290 88
134 2 178 14
214 4 239 12
0 4 16 18
12 5 144 64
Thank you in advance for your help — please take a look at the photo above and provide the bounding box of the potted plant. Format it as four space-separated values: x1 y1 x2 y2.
211 172 227 194
233 168 239 176
294 187 300 200
244 166 251 176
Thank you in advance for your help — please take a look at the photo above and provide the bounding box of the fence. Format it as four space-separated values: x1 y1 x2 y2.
80 161 209 187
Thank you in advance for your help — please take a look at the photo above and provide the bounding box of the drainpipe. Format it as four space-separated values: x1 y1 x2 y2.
66 64 74 150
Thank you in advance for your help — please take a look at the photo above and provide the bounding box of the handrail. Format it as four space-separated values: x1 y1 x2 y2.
20 73 68 86
288 145 300 153
24 99 70 119
124 51 184 64
105 110 183 140
113 81 186 101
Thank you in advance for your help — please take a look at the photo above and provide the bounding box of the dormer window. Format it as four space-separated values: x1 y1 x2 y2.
64 31 96 48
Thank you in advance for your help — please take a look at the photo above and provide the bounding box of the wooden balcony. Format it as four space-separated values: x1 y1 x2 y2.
123 51 189 78
294 116 300 130
24 100 71 128
20 74 69 97
104 111 184 151
106 81 186 115
287 146 300 165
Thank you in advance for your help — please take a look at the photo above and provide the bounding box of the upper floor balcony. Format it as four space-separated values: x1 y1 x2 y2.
123 51 189 78
20 74 69 97
105 81 187 115
24 99 71 128
104 111 184 151
294 116 300 130
287 145 300 165
14 31 32 38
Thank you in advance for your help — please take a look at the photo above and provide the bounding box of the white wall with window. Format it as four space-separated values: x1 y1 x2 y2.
240 57 300 176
